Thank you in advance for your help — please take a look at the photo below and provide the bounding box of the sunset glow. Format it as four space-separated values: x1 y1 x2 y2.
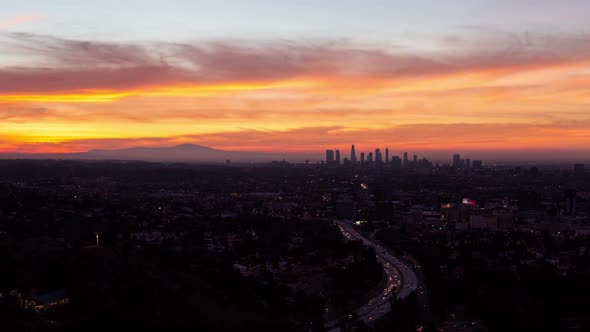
1 1 590 161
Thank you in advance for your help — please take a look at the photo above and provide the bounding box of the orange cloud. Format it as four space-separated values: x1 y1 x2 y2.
2 123 590 163
1 32 590 157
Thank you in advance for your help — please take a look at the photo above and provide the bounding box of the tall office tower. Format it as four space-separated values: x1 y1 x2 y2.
351 145 357 164
403 152 409 168
385 147 390 164
472 160 483 169
413 154 417 165
326 150 335 164
367 152 373 163
422 157 429 168
335 150 341 165
375 148 382 164
465 158 471 169
392 156 402 168
574 164 585 175
453 154 461 168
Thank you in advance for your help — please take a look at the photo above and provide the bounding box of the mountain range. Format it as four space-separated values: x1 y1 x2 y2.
0 144 318 163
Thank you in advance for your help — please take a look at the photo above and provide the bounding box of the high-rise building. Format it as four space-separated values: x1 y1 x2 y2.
465 158 471 169
360 152 365 164
367 152 373 163
413 154 417 165
453 154 461 168
335 150 341 165
326 150 335 164
391 156 402 168
403 152 408 168
351 145 357 164
375 148 382 164
385 147 389 164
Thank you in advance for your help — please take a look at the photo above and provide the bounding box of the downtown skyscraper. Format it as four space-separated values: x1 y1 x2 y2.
453 154 461 168
351 145 357 164
326 150 335 164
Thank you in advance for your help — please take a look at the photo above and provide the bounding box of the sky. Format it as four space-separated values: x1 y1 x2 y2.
1 1 590 161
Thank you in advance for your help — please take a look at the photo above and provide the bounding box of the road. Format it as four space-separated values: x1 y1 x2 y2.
400 253 432 323
368 229 432 323
325 220 418 331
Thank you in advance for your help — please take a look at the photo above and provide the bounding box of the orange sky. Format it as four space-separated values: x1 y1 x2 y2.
1 32 590 159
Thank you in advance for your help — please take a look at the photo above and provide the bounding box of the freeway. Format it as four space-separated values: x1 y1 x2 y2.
325 220 418 331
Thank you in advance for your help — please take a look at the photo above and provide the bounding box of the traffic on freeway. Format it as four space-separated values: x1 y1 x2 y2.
325 220 418 330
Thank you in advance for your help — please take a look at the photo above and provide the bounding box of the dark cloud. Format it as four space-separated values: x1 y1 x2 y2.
1 31 590 94
0 66 190 94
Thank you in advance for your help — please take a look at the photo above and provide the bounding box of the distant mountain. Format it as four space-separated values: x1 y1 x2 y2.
0 144 319 163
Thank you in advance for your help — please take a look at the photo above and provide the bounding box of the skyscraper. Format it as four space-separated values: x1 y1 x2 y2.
465 158 471 169
326 150 335 164
375 148 382 164
385 147 389 164
351 145 357 164
335 150 341 165
367 152 373 163
413 154 417 165
403 152 408 168
453 154 461 168
391 156 402 168
360 152 365 164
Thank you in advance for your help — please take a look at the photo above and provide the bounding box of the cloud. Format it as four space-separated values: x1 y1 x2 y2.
0 104 50 121
0 66 188 94
1 31 590 156
2 121 590 164
1 31 590 96
0 13 45 29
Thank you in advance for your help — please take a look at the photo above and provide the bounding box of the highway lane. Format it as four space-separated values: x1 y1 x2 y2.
336 221 418 302
325 220 418 330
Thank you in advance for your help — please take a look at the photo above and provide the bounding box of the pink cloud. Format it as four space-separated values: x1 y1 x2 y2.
0 13 45 29
2 31 590 94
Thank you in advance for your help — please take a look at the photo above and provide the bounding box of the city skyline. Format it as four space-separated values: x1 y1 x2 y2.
1 1 590 160
325 145 484 168
1 140 588 164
